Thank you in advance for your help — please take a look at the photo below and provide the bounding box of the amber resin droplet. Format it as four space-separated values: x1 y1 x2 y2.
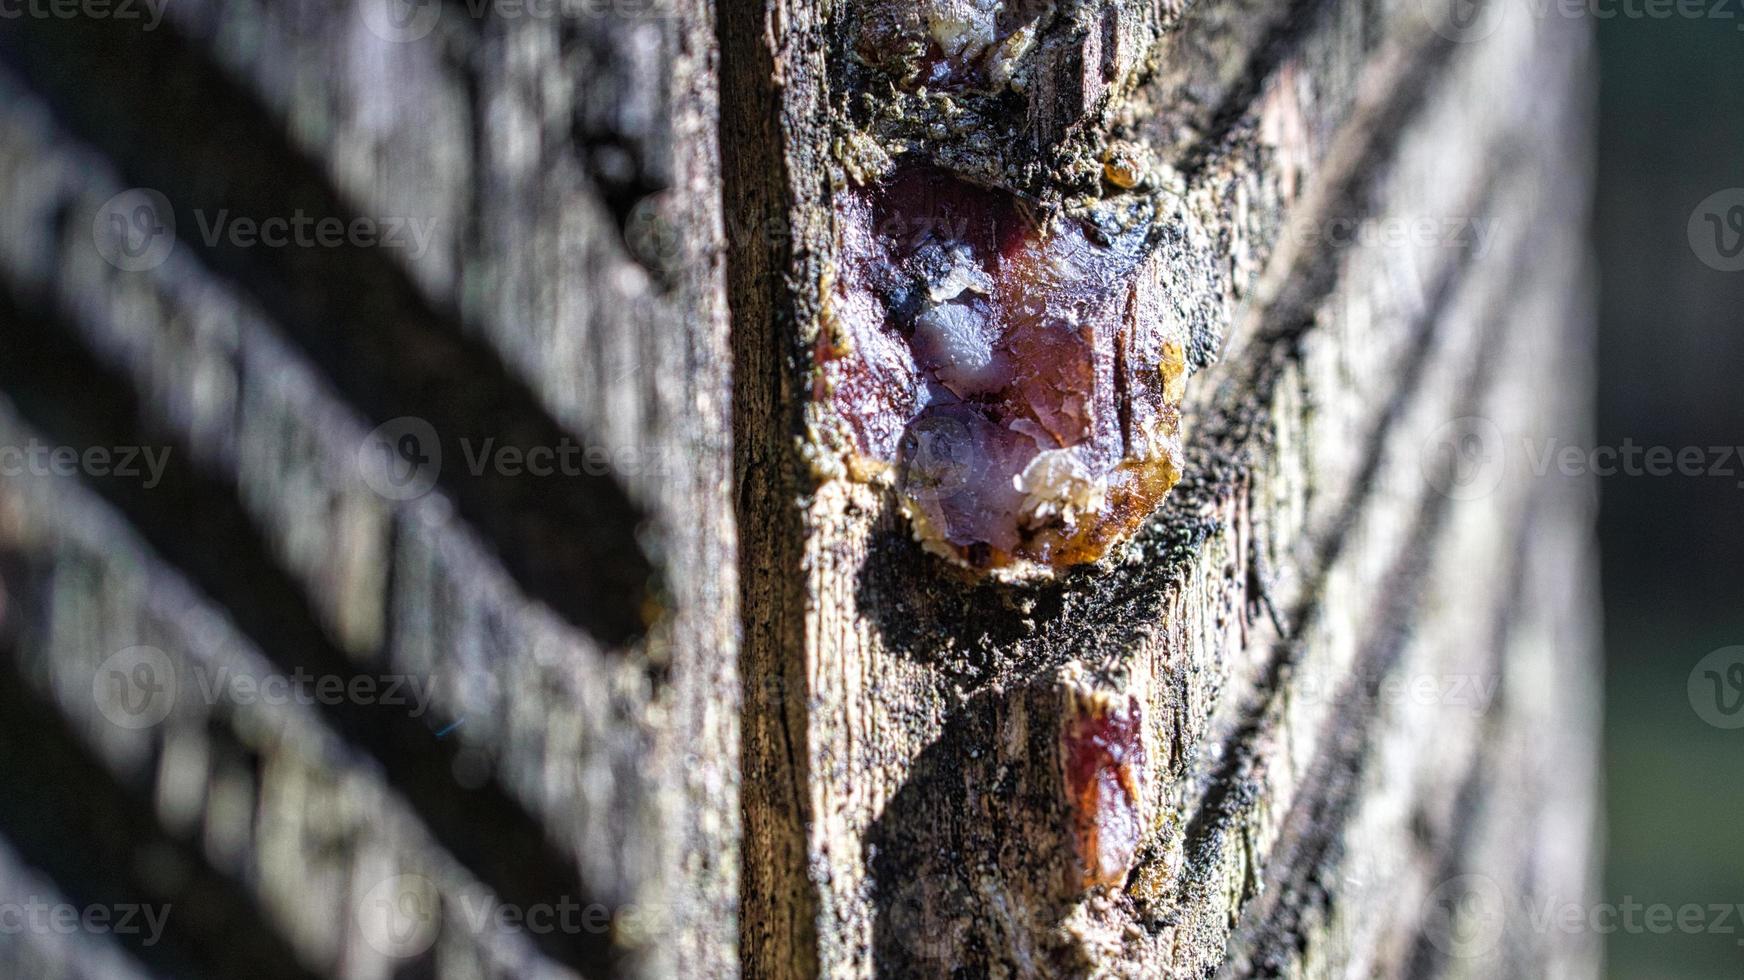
822 165 1186 576
1060 693 1146 889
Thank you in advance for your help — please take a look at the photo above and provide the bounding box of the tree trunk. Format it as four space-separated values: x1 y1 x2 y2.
725 0 1600 978
0 0 1597 978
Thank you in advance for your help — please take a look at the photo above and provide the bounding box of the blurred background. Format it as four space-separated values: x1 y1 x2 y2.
1595 11 1744 979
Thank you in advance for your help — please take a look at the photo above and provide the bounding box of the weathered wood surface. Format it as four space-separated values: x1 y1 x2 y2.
0 1 736 977
0 0 1597 977
727 0 1599 977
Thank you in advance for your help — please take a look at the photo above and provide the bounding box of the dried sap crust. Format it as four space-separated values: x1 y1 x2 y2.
852 0 1051 91
820 165 1187 577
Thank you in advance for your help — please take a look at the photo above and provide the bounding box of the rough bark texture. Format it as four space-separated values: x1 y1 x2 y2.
0 2 736 978
0 0 1598 977
726 0 1600 977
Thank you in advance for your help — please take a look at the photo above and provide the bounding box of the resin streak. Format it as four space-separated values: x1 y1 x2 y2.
1062 694 1146 888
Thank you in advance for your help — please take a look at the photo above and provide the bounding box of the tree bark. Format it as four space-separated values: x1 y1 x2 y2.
0 2 735 978
725 0 1600 977
0 0 1598 978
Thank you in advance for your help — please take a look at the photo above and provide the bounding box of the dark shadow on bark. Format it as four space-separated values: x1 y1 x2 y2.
864 685 1083 979
0 554 331 980
0 15 655 648
0 291 630 979
853 497 1074 686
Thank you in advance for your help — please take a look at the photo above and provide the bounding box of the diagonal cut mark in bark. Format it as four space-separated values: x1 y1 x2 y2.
1202 28 1463 362
1212 282 1569 977
0 290 631 979
1212 497 1460 978
1226 488 1538 978
1175 205 1510 880
1168 0 1346 176
1391 329 1587 979
1170 204 1550 962
1152 35 1527 784
0 16 656 649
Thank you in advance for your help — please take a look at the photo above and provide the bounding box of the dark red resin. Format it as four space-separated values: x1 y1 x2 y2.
823 165 1185 574
1061 694 1146 889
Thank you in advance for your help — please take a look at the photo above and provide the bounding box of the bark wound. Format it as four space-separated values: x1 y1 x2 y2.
852 0 1051 91
1062 691 1146 889
825 165 1187 576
